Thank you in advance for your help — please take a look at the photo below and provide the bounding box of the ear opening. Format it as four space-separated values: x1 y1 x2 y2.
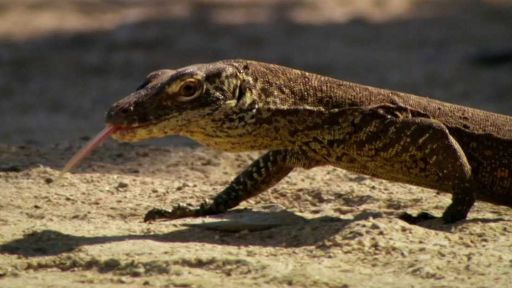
234 79 258 110
236 81 246 105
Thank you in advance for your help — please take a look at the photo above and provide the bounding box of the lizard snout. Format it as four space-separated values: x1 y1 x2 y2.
105 102 134 127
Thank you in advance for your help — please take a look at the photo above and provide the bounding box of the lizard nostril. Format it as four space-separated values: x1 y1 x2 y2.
120 107 130 114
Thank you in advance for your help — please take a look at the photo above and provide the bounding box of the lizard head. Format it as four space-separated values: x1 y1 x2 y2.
106 60 247 142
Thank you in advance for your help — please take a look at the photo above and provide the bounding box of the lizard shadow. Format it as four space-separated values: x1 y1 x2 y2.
405 216 508 232
0 209 368 258
1 209 508 257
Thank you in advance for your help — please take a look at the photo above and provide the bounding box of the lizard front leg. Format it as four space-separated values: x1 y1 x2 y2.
144 149 310 222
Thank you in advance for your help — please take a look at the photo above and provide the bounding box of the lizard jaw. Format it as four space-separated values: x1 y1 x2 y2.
110 124 155 142
109 107 220 142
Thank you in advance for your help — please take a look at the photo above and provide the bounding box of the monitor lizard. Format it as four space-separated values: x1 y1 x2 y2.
103 59 512 224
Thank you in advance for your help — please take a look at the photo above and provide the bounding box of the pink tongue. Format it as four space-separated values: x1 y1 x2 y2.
62 126 118 173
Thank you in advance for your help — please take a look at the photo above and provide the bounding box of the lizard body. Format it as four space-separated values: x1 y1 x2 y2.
106 59 512 223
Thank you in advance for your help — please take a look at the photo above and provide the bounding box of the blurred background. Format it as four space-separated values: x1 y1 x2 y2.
0 0 511 146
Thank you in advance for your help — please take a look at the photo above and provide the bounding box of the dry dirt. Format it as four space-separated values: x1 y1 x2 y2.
1 1 512 287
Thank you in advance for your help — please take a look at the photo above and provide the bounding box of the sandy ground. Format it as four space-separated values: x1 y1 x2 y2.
1 1 512 287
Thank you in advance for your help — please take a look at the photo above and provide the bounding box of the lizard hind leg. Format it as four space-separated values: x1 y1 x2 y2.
392 117 474 224
325 105 475 224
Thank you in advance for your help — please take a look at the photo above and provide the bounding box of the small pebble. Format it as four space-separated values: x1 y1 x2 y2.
44 177 54 184
117 182 129 189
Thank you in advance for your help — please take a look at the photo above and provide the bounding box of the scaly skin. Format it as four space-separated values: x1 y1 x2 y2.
106 59 512 224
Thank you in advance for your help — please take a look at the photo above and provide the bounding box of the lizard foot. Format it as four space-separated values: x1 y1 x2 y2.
398 212 437 224
441 203 469 224
144 203 197 222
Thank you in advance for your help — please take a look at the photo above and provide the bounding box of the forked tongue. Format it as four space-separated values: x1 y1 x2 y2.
61 125 118 174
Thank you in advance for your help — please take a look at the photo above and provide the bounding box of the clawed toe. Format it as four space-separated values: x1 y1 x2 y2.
398 211 437 224
144 208 174 222
143 203 197 222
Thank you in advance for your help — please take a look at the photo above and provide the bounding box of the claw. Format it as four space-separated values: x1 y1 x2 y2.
143 203 197 222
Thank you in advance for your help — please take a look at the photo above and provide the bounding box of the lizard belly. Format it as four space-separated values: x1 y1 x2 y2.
328 152 452 192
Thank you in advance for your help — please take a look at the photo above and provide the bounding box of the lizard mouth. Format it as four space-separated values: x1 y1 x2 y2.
109 117 178 142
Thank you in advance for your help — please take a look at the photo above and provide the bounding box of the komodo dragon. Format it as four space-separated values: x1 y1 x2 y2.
66 59 512 224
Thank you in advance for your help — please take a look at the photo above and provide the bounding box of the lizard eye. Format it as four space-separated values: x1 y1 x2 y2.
176 79 202 101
